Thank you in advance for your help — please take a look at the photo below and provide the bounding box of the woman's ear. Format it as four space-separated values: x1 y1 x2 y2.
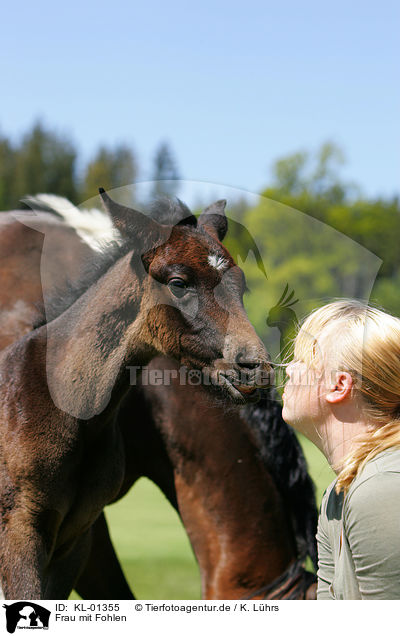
325 371 354 404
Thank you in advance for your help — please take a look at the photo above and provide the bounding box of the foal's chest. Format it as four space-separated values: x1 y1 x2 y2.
59 421 126 543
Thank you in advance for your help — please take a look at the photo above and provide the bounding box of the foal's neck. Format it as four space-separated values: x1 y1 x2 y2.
152 375 298 599
44 253 153 421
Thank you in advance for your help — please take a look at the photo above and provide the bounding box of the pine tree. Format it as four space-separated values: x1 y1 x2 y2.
151 142 180 199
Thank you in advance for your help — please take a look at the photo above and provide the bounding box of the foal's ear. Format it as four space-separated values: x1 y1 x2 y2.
99 187 168 249
198 199 228 241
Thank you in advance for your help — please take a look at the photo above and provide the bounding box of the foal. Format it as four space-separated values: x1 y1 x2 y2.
0 191 271 599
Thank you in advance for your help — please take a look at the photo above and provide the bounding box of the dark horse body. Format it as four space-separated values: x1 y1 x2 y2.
0 196 317 599
116 360 317 599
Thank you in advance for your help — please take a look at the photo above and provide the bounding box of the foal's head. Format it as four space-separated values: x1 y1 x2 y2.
100 189 272 403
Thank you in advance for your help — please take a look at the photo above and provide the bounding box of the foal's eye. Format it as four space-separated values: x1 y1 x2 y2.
168 278 188 298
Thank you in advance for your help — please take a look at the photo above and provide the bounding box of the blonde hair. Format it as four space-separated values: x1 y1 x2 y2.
293 299 400 493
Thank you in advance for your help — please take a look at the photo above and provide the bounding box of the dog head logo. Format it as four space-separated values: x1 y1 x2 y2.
3 602 50 633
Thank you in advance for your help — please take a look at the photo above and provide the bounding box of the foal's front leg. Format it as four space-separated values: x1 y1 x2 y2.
0 509 48 599
74 512 134 600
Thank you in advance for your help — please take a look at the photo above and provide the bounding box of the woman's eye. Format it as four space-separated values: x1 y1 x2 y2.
168 279 188 298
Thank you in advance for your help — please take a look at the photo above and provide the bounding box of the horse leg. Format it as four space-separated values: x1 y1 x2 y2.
74 512 134 600
0 512 47 599
42 532 93 599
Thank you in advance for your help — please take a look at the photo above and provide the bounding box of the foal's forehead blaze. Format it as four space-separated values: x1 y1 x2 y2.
207 253 230 272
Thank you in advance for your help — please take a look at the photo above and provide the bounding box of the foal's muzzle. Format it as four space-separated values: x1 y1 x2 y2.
209 358 274 404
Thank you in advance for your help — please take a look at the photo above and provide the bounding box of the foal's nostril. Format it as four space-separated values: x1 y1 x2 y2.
235 350 271 372
235 351 264 370
236 360 261 370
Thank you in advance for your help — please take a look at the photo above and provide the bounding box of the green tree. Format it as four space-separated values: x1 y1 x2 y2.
12 121 78 206
264 145 400 284
151 142 180 199
264 142 358 211
81 144 137 204
0 133 15 209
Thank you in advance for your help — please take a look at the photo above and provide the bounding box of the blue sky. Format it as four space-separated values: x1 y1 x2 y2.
1 0 399 199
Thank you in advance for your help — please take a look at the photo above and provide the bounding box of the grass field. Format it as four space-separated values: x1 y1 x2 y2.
72 433 335 600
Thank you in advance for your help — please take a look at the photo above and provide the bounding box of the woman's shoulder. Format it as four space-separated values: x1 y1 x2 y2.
352 447 400 485
345 447 400 513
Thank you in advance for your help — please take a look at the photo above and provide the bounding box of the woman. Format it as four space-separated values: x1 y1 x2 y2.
282 299 400 600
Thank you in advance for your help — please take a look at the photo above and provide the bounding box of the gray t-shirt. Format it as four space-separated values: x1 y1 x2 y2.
317 447 400 599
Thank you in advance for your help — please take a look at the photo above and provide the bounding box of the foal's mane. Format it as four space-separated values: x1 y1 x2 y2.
33 197 197 328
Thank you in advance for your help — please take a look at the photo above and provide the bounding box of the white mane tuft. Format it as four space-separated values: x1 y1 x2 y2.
22 194 122 252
